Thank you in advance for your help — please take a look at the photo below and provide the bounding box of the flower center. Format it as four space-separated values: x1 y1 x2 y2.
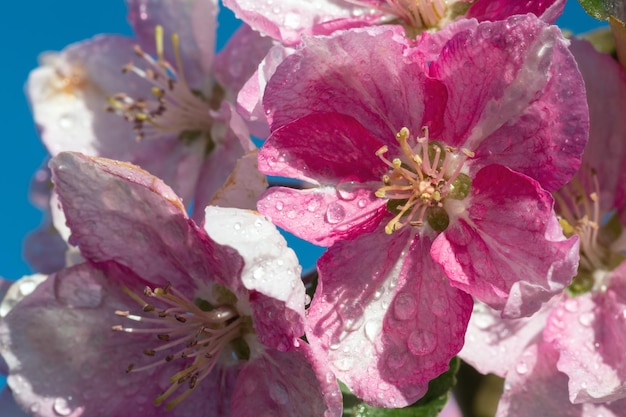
106 25 218 150
112 283 251 410
375 126 472 234
384 0 447 29
554 167 625 295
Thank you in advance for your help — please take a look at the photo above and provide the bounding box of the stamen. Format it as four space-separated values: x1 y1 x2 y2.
376 126 471 234
113 284 248 409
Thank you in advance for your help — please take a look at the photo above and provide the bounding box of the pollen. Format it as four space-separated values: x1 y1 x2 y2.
112 284 250 409
375 126 472 234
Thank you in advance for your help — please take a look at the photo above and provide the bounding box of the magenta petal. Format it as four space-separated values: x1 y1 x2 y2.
0 263 233 417
49 152 243 292
433 165 579 318
430 15 588 191
544 263 626 403
259 113 388 184
264 26 447 141
231 345 341 417
466 0 565 24
306 228 472 407
257 186 387 247
126 0 218 87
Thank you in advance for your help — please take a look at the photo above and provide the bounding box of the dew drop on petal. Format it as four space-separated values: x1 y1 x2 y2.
58 114 74 129
578 312 594 327
564 298 577 313
393 292 417 321
253 267 265 280
336 181 359 201
53 398 72 416
386 350 407 370
233 222 241 231
515 361 528 375
333 356 354 371
269 382 289 405
357 198 368 208
364 320 380 343
431 297 448 317
307 197 321 213
325 203 346 224
275 201 284 211
407 330 436 356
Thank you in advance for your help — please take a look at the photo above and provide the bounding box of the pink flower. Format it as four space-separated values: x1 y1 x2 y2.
256 16 587 407
27 0 273 222
223 0 564 45
460 39 626 417
0 152 341 417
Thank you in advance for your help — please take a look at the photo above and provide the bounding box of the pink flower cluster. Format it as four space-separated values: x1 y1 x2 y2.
4 0 624 416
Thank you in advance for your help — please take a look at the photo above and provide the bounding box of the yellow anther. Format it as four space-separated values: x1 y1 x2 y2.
155 25 165 62
376 145 389 156
392 158 402 168
559 218 575 236
396 127 410 141
462 148 475 158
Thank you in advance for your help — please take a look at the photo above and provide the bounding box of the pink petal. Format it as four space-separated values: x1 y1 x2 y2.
126 0 218 87
257 186 387 247
231 345 342 417
202 206 305 350
223 0 381 45
213 23 275 101
264 26 447 141
460 297 561 377
432 165 579 318
258 112 388 184
544 263 626 403
466 0 565 24
430 15 588 191
306 227 472 407
49 152 243 292
209 150 268 211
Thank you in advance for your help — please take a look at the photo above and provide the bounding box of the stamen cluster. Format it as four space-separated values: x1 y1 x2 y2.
105 26 213 143
112 283 248 410
375 126 472 234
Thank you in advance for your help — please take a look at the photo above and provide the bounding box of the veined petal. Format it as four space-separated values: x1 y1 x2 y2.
231 345 342 417
544 263 626 403
432 165 579 318
264 26 446 141
460 297 561 377
223 0 381 45
257 186 387 247
49 152 243 292
126 0 219 87
209 150 268 211
202 206 305 350
306 227 472 407
466 0 565 24
430 14 588 191
258 113 388 184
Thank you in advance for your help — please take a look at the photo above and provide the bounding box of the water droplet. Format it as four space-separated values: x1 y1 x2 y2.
386 350 407 370
407 330 436 356
233 222 241 231
283 12 301 29
304 294 311 305
58 114 74 129
431 297 448 317
473 313 491 330
357 198 368 208
269 382 289 405
53 398 72 416
325 203 346 224
393 292 417 321
329 341 341 351
336 181 359 201
516 361 528 375
275 201 284 211
333 356 354 371
253 267 265 280
306 197 321 212
564 298 578 313
30 403 40 413
579 312 594 327
373 287 384 300
364 320 380 342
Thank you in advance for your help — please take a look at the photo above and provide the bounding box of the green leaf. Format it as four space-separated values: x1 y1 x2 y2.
578 0 626 21
342 357 460 417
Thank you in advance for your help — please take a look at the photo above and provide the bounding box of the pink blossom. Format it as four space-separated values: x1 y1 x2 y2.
256 17 586 407
223 0 564 45
460 39 626 416
0 152 341 417
27 0 273 222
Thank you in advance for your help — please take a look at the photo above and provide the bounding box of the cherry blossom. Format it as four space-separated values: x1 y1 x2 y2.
256 16 587 406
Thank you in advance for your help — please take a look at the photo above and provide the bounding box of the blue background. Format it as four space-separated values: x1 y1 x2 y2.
0 2 607 279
